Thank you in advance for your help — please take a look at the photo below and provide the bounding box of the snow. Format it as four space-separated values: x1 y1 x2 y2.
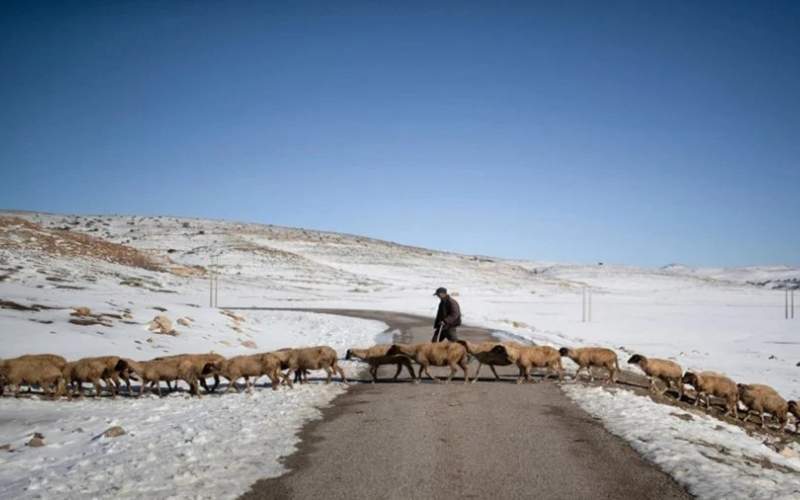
0 309 387 499
562 384 800 500
2 210 800 497
0 385 343 499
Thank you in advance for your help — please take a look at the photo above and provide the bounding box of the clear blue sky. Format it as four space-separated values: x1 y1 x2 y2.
2 1 798 267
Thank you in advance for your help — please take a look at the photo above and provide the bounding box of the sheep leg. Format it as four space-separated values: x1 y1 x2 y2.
445 363 457 384
267 371 280 391
91 379 102 398
608 365 617 384
391 363 402 381
280 370 294 389
516 365 525 384
226 378 238 393
422 365 440 383
490 364 501 381
156 380 163 397
369 366 378 383
472 363 482 384
461 360 469 384
335 364 348 384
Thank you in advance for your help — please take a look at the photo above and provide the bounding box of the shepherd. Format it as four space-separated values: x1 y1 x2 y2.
432 287 461 342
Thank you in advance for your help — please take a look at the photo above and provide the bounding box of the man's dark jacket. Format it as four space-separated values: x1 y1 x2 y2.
434 295 461 329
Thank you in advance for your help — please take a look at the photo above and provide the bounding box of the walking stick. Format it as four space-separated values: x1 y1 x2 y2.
435 323 444 343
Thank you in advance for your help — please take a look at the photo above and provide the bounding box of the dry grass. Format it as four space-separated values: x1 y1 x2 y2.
0 216 165 272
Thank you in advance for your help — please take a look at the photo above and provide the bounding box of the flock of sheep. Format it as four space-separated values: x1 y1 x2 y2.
0 339 796 434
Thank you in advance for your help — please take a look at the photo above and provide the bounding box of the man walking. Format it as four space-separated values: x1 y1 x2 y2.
433 287 461 342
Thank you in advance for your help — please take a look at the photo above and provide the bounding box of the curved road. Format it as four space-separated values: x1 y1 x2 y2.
238 309 689 500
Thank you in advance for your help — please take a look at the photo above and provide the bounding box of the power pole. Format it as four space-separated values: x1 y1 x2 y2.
787 288 790 320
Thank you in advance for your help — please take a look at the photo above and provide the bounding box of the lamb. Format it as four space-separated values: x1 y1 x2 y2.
559 347 618 383
682 371 738 418
627 354 683 398
508 344 563 384
455 341 513 383
154 353 225 393
386 341 469 384
345 345 416 383
116 358 181 397
0 356 65 398
737 383 788 431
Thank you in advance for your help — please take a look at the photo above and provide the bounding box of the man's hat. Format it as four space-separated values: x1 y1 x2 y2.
434 287 447 295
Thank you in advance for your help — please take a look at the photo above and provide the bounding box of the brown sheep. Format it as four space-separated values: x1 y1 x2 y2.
155 353 225 393
387 341 469 384
508 345 564 384
63 357 122 398
345 345 416 383
559 347 618 383
0 357 65 398
202 354 278 393
737 384 788 431
682 371 738 418
255 352 294 389
292 346 347 384
627 354 683 398
16 354 67 371
456 340 513 383
116 358 181 397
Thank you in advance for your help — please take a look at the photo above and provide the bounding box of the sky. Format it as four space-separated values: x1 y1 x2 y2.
1 1 799 267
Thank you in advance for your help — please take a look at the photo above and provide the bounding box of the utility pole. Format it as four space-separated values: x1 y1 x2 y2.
787 288 790 320
792 288 795 320
209 255 220 308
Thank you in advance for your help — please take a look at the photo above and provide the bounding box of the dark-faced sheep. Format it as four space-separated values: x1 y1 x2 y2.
627 354 683 398
345 345 416 383
682 371 738 418
737 383 788 431
455 340 513 383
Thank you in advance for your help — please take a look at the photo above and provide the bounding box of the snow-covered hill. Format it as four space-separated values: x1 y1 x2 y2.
2 210 799 396
2 210 799 498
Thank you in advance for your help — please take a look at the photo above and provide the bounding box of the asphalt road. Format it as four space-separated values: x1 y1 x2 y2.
238 310 690 500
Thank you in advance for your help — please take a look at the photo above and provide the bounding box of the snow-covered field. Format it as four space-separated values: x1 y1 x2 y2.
0 310 386 499
563 385 800 499
1 210 799 498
